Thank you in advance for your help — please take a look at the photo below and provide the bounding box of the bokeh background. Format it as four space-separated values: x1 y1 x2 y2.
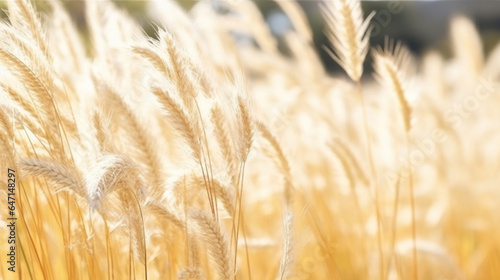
2 0 500 73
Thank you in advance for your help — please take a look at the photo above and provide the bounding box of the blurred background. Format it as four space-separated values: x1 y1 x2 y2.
2 0 500 73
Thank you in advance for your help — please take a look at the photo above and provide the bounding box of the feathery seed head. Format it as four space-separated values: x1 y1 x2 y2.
372 41 413 131
322 0 375 82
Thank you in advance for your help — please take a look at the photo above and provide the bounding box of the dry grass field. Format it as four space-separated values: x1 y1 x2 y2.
1 0 499 279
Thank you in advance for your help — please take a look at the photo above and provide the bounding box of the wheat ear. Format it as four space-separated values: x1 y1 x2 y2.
92 109 108 153
132 46 171 79
1 83 60 143
0 107 14 141
0 48 63 150
211 105 238 182
1 103 44 143
0 108 15 163
0 48 54 116
321 0 375 82
372 41 413 132
151 87 201 160
1 83 39 124
177 267 206 280
0 23 55 89
101 82 164 196
146 202 185 229
171 175 235 218
19 158 85 198
190 209 234 280
161 30 212 96
49 0 87 73
84 155 142 211
256 121 293 205
163 33 199 109
191 176 236 218
237 95 253 162
117 186 147 265
7 0 49 56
